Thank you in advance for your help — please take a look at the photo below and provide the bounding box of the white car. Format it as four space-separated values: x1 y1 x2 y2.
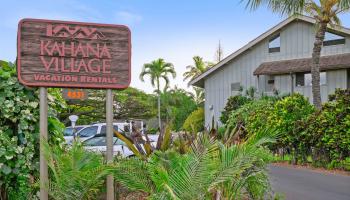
83 135 134 157
64 125 87 143
66 122 130 144
83 134 160 158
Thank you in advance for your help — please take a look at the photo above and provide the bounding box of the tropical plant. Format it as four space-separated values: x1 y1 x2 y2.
140 59 176 130
244 0 350 109
267 94 315 163
300 89 350 168
183 56 212 81
225 99 274 140
191 87 205 106
245 86 257 99
113 123 173 160
159 87 198 131
112 130 276 199
220 95 251 124
114 87 157 120
43 142 111 200
57 87 156 125
0 61 65 200
182 107 205 134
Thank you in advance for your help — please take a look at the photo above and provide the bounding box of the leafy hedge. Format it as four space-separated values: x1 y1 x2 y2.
0 61 65 199
301 89 350 168
220 95 251 124
224 91 350 170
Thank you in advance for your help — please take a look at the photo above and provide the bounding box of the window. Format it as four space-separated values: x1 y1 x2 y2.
323 32 345 46
78 126 98 137
83 137 106 146
64 128 74 136
63 127 85 136
231 82 241 91
83 137 118 146
100 125 119 135
269 34 280 53
266 76 275 91
115 139 126 145
296 72 326 86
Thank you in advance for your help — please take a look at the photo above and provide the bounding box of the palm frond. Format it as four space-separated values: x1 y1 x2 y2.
113 158 155 193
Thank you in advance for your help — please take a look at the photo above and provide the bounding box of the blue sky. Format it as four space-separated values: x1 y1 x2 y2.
1 0 350 93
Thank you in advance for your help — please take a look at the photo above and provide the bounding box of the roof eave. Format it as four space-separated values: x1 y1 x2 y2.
189 15 350 86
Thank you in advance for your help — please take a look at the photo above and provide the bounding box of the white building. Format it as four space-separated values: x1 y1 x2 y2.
189 15 350 127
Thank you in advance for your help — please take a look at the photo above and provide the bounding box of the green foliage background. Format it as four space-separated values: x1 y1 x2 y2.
220 95 251 124
0 61 65 199
160 88 198 131
224 91 350 169
182 107 204 133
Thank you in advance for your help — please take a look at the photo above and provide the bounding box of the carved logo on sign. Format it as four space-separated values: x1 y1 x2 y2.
46 24 106 39
17 18 131 89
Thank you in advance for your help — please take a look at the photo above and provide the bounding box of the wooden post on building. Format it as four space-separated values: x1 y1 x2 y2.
39 87 48 200
106 89 114 199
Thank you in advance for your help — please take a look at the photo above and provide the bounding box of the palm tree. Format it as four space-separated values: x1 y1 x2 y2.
243 0 350 109
140 59 176 129
191 87 205 106
183 56 212 81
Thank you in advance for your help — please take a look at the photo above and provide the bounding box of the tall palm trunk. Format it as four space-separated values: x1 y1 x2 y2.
311 21 327 110
157 79 161 130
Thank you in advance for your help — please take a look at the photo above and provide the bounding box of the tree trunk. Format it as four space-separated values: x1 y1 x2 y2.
158 94 161 129
157 79 161 130
311 22 327 110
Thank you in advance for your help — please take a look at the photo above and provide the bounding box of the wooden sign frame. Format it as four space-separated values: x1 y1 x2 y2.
17 18 131 89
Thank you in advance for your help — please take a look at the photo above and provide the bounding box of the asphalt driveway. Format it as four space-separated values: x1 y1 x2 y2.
269 165 350 200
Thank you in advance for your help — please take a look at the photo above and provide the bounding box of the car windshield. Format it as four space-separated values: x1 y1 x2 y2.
64 127 84 136
100 125 120 134
78 126 98 137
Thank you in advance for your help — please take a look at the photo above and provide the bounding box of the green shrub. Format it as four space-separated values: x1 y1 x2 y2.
267 93 314 152
0 61 65 199
220 95 250 124
303 89 350 168
226 98 274 137
182 108 204 133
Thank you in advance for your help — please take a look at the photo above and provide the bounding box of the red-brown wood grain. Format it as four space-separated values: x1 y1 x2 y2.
17 18 131 89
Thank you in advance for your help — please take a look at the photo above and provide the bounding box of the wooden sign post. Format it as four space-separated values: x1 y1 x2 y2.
17 18 131 200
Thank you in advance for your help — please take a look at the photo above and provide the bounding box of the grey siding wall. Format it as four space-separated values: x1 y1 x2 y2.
293 69 348 103
204 21 350 127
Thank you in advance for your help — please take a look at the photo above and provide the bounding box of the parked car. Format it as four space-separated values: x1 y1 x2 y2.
82 133 160 157
64 125 87 143
66 122 130 144
82 135 134 157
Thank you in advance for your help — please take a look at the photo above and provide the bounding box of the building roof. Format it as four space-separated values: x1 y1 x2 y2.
254 53 350 75
189 15 350 87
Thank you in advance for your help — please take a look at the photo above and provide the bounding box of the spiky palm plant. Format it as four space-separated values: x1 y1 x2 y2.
112 129 276 199
42 142 111 200
183 56 212 81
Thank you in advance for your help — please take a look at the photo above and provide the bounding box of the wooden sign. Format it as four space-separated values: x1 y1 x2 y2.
62 88 88 100
17 18 131 89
